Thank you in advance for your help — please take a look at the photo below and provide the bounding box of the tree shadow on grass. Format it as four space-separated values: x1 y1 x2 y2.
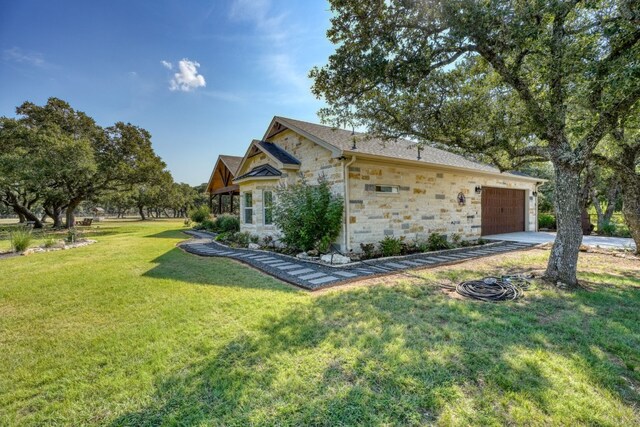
144 229 191 239
142 247 299 293
110 278 640 426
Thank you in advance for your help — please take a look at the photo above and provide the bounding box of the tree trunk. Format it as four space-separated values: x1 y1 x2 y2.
621 177 640 254
14 205 44 228
44 205 64 228
545 164 583 287
5 192 43 228
138 205 146 220
65 199 82 228
592 185 619 231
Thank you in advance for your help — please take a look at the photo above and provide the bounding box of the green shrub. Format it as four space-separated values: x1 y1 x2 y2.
538 213 556 229
216 214 240 233
66 229 80 243
273 179 343 251
189 205 210 223
10 228 32 252
43 235 58 248
215 231 253 247
233 231 252 247
250 234 260 244
215 232 230 242
426 233 451 251
451 233 462 246
360 243 377 259
379 236 403 257
599 221 617 236
183 218 192 227
201 219 216 231
614 225 631 238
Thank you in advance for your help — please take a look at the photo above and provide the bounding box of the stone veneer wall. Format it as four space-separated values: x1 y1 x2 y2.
346 159 538 250
238 130 346 246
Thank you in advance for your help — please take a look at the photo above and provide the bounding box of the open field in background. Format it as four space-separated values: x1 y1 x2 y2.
1 220 638 425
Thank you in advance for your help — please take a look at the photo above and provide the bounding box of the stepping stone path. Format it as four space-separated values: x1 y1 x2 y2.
181 230 534 290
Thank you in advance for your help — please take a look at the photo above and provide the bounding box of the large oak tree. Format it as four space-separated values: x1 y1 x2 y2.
311 0 640 287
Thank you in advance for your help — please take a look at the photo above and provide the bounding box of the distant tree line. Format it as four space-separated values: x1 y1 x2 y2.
0 98 207 228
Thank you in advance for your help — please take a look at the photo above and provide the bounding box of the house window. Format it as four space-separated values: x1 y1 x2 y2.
244 192 253 224
263 190 274 225
375 185 399 194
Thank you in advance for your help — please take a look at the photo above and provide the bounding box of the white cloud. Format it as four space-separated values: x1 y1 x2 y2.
3 47 48 68
161 60 173 70
167 59 206 92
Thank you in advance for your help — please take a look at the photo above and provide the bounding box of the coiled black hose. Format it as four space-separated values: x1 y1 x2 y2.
456 275 530 302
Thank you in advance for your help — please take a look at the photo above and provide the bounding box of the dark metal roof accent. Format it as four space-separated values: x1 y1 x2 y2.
235 163 282 181
256 140 300 165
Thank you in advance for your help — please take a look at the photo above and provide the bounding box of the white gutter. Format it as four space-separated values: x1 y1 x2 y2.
343 155 357 252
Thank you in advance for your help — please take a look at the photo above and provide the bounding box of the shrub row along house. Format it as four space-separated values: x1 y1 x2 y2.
206 116 544 253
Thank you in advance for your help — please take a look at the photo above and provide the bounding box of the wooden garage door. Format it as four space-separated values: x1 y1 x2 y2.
481 188 525 236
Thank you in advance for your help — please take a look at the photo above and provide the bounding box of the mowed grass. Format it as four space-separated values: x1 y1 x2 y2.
1 220 639 426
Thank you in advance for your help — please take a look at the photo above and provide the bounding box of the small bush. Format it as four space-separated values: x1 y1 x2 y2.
231 231 251 247
599 221 617 236
201 219 216 231
538 213 556 229
360 243 377 259
250 234 260 244
451 233 462 246
216 214 240 233
215 231 252 247
379 236 403 257
189 205 210 223
273 179 343 251
426 233 451 251
43 235 58 248
10 228 32 252
262 235 274 248
183 218 192 227
66 229 80 243
215 232 230 242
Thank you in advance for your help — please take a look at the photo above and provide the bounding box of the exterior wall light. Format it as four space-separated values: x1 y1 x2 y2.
532 191 538 197
475 185 482 194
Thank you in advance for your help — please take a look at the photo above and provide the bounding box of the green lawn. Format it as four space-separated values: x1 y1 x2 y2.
1 220 638 426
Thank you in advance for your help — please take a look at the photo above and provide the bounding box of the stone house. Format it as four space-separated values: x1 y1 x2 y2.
227 116 544 253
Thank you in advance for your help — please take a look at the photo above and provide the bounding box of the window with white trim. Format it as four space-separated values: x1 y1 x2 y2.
244 192 253 224
263 190 274 225
375 185 399 194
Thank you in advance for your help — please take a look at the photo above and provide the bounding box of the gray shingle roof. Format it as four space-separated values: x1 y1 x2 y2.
256 140 300 165
218 155 243 175
235 163 282 181
274 116 532 178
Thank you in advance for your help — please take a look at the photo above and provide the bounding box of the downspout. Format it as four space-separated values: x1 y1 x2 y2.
343 155 357 252
534 181 542 232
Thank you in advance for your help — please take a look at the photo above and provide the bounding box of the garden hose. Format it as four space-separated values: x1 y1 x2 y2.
455 275 531 302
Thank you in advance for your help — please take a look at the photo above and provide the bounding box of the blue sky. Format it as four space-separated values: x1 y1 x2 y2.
0 0 334 185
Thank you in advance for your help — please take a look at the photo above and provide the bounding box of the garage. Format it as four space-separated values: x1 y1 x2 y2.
481 187 525 236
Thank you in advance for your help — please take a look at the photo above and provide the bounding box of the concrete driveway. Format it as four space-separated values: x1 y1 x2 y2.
483 231 636 250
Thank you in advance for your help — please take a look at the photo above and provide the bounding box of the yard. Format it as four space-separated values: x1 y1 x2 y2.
1 220 638 425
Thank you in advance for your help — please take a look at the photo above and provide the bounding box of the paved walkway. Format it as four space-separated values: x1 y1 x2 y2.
180 230 534 290
484 231 636 250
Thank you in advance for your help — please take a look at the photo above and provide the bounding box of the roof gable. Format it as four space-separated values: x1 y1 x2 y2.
206 154 243 194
